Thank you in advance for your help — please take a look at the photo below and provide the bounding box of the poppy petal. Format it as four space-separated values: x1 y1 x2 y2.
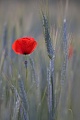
12 40 23 54
21 38 37 54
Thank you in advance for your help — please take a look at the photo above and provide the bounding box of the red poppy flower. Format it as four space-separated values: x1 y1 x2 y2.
68 44 73 59
12 37 37 55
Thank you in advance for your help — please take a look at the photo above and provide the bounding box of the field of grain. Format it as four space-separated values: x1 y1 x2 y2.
0 0 80 120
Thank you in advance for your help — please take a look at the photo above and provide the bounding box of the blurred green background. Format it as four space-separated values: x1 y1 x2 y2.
0 0 80 120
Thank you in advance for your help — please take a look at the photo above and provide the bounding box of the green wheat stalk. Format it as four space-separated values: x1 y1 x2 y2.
42 11 56 120
18 74 29 120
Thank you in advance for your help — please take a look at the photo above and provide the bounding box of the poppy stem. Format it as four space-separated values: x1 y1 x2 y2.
24 60 28 80
24 60 29 119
